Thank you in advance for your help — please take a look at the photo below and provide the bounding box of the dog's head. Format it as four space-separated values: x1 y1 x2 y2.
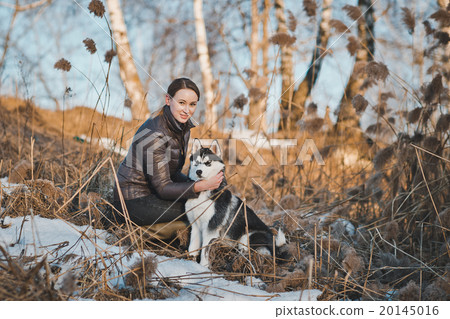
188 139 225 181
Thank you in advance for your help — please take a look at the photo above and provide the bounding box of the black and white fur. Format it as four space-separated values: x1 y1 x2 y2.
185 139 286 267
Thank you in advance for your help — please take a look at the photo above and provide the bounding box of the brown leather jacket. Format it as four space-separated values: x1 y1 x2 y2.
113 105 198 201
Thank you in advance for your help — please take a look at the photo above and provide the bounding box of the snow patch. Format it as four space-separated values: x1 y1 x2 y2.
0 216 322 301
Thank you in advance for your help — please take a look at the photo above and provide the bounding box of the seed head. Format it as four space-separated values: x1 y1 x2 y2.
401 7 415 34
346 36 359 56
330 19 350 33
83 38 97 54
365 61 389 82
304 118 324 133
244 68 256 78
248 87 265 100
381 91 395 102
232 94 248 110
88 0 105 18
124 98 132 108
430 9 450 28
343 5 364 23
54 58 71 72
352 94 368 113
423 21 435 36
306 102 317 115
303 0 317 17
365 122 383 135
269 32 296 47
287 10 297 32
435 114 450 133
407 107 422 124
104 49 117 63
435 31 450 45
373 145 395 171
424 74 443 104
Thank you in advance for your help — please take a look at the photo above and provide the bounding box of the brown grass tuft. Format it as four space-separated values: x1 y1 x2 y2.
407 107 422 124
373 146 395 171
384 221 399 241
266 281 287 293
279 194 301 210
397 280 420 301
303 0 317 17
365 61 389 82
287 10 297 32
82 38 97 54
346 36 359 56
9 159 32 183
124 256 158 288
330 19 350 33
269 32 296 47
232 94 248 110
104 49 117 64
352 94 368 113
343 5 364 23
435 114 450 133
54 58 71 72
88 0 106 18
342 247 364 273
401 7 415 34
423 282 447 301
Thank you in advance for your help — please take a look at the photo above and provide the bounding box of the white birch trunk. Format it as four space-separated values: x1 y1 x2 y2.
105 0 149 122
247 0 266 130
193 0 217 131
275 0 294 132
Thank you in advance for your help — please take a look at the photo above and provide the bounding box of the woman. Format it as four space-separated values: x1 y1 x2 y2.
112 78 223 239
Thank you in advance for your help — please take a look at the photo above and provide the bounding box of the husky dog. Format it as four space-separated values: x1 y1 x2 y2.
185 139 286 267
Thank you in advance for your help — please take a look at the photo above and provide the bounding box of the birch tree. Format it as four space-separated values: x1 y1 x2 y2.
275 0 294 132
105 0 149 122
335 0 375 130
193 0 217 131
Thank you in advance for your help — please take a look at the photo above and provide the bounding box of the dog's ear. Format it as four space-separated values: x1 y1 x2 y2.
191 138 202 155
210 139 222 157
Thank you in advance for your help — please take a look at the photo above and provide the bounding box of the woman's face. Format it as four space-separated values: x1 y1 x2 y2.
166 89 198 123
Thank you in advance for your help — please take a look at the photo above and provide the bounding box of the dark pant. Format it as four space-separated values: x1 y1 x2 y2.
113 194 187 226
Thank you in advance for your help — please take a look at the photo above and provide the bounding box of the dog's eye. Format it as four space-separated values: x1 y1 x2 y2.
205 161 212 166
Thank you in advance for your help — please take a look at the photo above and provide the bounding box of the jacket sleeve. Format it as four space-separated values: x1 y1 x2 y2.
143 134 198 200
173 171 191 183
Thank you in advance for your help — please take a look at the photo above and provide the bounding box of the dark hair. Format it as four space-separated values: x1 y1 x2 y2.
167 78 200 101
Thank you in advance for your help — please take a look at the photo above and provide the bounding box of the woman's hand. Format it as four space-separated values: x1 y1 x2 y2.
194 171 224 192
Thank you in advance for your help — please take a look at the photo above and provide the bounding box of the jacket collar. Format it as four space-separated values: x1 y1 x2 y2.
162 104 195 134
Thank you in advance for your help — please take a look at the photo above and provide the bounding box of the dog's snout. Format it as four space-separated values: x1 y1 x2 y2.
196 169 202 177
